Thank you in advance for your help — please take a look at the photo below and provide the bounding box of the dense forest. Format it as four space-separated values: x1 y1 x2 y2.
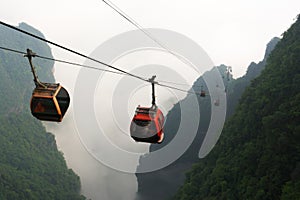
174 16 300 199
135 31 279 200
0 23 85 199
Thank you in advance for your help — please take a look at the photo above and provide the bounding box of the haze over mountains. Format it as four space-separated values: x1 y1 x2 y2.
0 15 299 200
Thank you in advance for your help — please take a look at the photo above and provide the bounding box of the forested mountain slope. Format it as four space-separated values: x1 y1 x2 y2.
0 23 85 199
135 34 279 200
174 16 300 200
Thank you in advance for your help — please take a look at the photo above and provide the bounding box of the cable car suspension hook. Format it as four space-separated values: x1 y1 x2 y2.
24 49 47 88
149 75 158 106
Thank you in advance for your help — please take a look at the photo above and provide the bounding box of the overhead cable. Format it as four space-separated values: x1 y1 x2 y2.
0 21 203 96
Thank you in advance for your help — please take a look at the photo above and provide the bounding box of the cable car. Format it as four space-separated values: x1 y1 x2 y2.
130 105 164 143
30 83 70 122
130 76 165 144
200 86 206 97
26 49 70 122
214 98 220 106
200 90 206 97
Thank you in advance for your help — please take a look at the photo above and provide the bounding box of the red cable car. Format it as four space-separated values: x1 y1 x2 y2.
200 85 206 97
130 105 164 144
130 76 165 144
25 49 70 122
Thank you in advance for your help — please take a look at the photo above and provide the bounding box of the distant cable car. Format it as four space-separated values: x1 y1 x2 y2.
214 99 220 106
200 90 206 97
25 49 70 122
200 86 206 97
130 76 165 144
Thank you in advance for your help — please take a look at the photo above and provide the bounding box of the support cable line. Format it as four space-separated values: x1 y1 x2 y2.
36 55 126 76
157 79 204 88
157 82 201 95
0 46 126 76
0 46 26 55
0 21 146 82
0 21 205 96
101 0 197 70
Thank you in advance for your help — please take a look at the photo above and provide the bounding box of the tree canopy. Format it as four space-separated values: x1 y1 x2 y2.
0 23 85 200
174 15 300 200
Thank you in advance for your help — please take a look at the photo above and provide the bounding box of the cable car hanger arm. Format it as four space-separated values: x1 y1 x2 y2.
149 75 157 106
24 49 47 88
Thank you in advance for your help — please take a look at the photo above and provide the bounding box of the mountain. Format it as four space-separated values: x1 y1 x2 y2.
135 71 212 200
226 37 280 117
0 23 85 199
174 16 300 200
135 38 280 200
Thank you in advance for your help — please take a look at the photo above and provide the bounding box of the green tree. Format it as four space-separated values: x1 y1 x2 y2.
0 23 85 199
174 15 300 200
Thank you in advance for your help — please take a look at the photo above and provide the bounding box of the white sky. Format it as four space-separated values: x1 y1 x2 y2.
1 0 299 77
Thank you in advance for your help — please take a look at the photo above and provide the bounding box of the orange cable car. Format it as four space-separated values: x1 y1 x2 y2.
25 49 70 122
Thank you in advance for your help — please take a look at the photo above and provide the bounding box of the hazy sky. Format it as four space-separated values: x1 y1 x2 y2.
1 0 299 77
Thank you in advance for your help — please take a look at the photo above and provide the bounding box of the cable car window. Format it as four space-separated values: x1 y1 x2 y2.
31 98 57 115
56 87 70 116
130 119 157 137
57 99 69 116
158 113 164 125
134 119 151 127
56 87 69 99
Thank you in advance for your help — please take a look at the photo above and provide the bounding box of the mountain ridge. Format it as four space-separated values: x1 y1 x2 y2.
0 22 85 200
174 15 300 200
135 36 280 200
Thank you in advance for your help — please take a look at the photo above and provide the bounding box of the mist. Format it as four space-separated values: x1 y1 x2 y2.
43 28 209 199
44 108 138 200
44 63 140 200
